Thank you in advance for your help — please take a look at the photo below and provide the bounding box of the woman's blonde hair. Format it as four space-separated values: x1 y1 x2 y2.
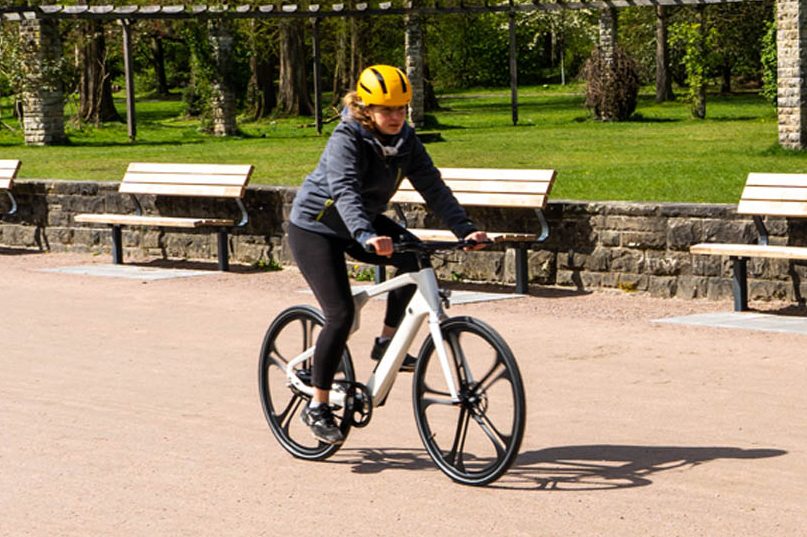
342 91 375 131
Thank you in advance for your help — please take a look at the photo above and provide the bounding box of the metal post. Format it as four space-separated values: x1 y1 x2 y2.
111 225 123 264
731 257 749 311
217 229 230 271
508 3 518 126
515 246 529 294
312 17 323 135
121 19 136 142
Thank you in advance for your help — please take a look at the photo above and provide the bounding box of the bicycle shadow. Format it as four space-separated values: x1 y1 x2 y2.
335 444 786 491
495 444 786 491
335 447 435 474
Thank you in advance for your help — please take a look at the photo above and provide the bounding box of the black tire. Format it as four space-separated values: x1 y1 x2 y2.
258 305 355 460
412 316 525 485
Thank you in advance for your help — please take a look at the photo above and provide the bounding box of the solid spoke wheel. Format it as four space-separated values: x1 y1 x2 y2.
413 316 525 485
258 305 355 460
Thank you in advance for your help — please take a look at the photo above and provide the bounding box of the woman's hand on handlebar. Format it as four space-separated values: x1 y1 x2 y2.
365 235 394 257
464 231 490 250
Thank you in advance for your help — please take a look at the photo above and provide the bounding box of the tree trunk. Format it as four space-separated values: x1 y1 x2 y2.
406 9 426 128
349 10 368 84
248 55 276 120
331 19 351 107
721 59 732 94
693 6 707 119
79 20 121 124
655 6 675 102
424 62 439 112
151 35 169 96
247 19 276 120
277 19 312 116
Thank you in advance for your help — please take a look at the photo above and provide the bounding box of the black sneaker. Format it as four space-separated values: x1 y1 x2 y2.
371 337 417 372
300 404 344 445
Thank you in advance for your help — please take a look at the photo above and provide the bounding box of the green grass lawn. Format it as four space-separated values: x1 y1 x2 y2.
2 84 806 203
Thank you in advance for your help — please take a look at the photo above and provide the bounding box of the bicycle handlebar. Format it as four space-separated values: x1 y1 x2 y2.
364 239 493 255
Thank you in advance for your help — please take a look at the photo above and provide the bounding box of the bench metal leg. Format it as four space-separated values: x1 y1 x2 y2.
111 225 123 264
217 229 229 272
731 256 749 311
515 245 529 294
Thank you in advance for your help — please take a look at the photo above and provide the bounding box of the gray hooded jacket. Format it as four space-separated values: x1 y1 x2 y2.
289 112 477 245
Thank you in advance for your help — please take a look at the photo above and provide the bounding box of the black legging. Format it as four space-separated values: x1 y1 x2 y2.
287 216 424 390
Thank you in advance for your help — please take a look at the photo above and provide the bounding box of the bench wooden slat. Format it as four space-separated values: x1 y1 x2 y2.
691 242 807 261
439 167 556 182
746 173 807 188
0 159 21 190
741 186 807 202
397 179 550 196
392 190 547 207
119 183 246 198
0 159 21 170
127 162 254 176
737 200 807 217
408 229 537 243
75 214 234 228
123 172 252 187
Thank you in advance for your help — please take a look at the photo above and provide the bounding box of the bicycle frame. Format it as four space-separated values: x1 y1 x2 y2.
285 265 466 408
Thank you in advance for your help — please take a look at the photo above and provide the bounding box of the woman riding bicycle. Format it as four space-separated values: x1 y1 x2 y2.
287 65 488 444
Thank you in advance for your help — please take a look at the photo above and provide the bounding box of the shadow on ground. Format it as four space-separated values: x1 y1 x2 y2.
122 258 264 274
0 246 45 256
443 280 591 299
334 444 786 491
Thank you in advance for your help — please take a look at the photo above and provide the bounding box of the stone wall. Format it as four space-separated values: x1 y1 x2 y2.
776 0 807 149
2 180 807 305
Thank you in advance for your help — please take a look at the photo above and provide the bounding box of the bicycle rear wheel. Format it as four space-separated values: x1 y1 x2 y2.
258 305 355 460
412 316 525 486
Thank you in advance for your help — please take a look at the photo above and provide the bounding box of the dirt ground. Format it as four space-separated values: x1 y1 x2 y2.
1 249 805 537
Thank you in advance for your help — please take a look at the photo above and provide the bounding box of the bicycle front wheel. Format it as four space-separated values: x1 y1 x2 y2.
258 305 355 461
413 316 525 486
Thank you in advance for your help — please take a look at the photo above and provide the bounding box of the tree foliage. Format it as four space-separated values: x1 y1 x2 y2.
761 19 777 107
0 2 780 132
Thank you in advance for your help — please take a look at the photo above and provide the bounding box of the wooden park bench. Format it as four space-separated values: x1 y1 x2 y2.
690 172 807 311
74 162 253 271
389 167 557 293
0 159 20 217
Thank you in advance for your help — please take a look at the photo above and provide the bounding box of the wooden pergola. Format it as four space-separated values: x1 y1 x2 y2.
0 0 776 144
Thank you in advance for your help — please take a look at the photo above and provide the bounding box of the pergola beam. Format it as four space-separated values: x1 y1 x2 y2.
0 0 758 21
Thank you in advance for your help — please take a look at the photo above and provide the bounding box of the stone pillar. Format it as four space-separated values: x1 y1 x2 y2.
777 0 807 149
19 18 65 145
405 11 425 129
598 8 617 66
208 19 237 136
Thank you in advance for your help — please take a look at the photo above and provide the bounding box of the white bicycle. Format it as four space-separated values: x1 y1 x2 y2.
258 240 525 486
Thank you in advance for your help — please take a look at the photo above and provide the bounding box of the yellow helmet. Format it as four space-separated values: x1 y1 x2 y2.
356 65 412 107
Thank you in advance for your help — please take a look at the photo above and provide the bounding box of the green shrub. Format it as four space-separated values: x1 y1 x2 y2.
581 45 640 121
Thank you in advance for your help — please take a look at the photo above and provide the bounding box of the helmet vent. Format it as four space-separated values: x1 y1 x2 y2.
396 70 408 94
370 67 388 94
